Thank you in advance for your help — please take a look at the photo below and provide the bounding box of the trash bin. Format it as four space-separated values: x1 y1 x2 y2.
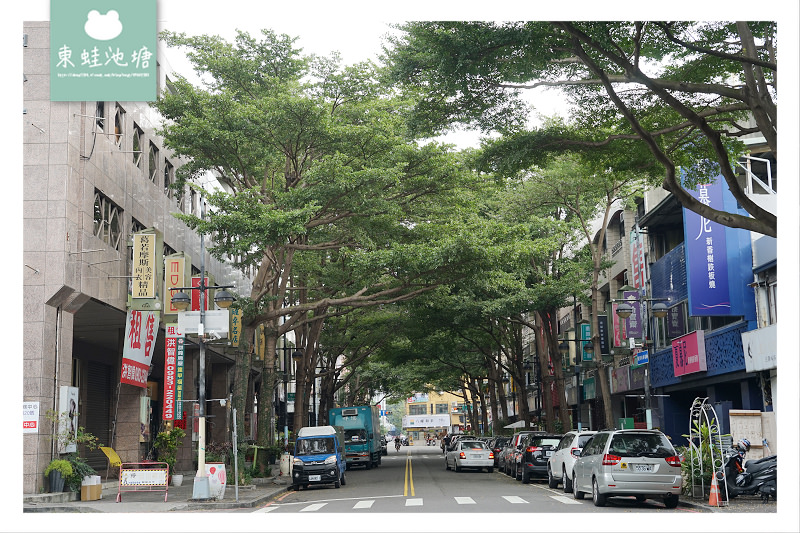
280 453 292 476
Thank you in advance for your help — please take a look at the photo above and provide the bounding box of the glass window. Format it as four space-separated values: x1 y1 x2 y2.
435 403 449 414
93 190 122 250
148 142 159 184
95 101 105 131
113 104 124 146
132 125 143 168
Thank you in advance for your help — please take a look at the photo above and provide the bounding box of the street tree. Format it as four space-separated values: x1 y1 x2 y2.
386 21 777 237
157 29 498 440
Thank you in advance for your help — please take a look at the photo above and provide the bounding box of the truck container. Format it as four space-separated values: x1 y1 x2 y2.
291 425 347 490
329 405 382 469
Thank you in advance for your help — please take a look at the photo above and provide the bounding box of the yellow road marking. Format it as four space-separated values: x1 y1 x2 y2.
404 455 415 496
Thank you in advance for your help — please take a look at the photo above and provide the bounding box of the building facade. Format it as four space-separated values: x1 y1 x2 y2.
22 22 252 494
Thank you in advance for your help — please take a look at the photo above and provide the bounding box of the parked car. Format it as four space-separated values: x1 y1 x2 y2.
488 437 510 468
503 431 545 477
547 430 596 492
514 433 562 483
571 429 682 508
445 439 494 473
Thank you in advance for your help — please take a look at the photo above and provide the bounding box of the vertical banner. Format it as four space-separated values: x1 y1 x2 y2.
132 232 156 299
164 255 186 314
623 290 643 338
229 308 242 348
612 304 623 347
58 386 79 453
121 310 160 387
630 226 647 289
580 323 593 362
163 325 177 421
666 304 685 339
175 334 185 420
191 276 209 311
683 180 731 315
597 315 610 355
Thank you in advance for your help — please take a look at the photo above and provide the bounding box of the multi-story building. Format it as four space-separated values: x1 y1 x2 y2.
22 22 252 494
402 391 474 440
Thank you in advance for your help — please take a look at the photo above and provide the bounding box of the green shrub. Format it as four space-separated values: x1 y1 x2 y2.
44 459 73 478
65 454 96 492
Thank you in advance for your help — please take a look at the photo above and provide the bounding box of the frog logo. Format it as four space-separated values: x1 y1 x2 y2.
84 10 123 41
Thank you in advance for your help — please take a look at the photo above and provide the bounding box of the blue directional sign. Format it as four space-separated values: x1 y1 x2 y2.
634 350 649 366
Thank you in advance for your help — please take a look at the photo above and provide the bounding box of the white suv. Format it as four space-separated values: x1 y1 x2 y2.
547 430 596 492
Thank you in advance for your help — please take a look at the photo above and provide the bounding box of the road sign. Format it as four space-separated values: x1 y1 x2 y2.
634 350 649 365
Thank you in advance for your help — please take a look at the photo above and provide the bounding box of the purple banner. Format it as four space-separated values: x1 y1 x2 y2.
666 304 685 339
623 291 643 338
682 180 731 315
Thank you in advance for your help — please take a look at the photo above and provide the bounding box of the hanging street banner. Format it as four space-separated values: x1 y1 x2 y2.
164 254 188 316
191 276 209 311
623 290 644 338
121 310 160 388
229 308 243 347
580 323 593 362
630 226 647 289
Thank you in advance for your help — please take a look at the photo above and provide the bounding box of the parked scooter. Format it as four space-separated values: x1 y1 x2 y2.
722 439 777 502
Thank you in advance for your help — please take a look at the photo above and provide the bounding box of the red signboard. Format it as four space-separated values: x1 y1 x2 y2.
672 330 707 376
121 310 160 388
191 276 209 311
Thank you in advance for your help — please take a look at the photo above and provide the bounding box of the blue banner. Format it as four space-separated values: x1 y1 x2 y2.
682 179 731 315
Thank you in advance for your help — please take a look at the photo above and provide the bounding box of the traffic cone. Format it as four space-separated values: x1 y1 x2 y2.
708 475 721 506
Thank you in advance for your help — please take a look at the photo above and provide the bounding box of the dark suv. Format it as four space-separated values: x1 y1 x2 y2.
514 433 563 483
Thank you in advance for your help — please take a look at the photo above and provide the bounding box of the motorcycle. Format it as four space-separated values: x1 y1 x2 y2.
395 439 402 452
722 444 777 502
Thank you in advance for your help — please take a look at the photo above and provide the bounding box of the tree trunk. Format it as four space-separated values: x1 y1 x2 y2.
257 333 278 446
231 326 253 440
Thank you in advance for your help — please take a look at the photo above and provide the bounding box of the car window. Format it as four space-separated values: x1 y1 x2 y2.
608 432 675 458
531 437 561 447
558 434 573 450
460 441 486 450
584 433 607 455
576 435 594 448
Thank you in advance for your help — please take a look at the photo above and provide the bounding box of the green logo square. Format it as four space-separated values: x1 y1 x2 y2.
50 0 156 101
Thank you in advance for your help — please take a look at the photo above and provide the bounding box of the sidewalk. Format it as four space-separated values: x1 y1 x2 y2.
23 469 290 513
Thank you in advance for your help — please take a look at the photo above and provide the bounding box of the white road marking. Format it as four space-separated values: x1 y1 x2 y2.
405 498 424 506
455 496 476 504
253 506 278 513
550 495 582 505
353 500 375 509
300 503 327 512
502 495 529 504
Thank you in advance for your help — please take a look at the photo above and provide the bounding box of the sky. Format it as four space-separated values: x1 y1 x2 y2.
9 2 800 531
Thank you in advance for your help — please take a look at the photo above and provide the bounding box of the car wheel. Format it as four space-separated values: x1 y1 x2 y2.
341 471 346 486
291 484 299 491
515 463 522 481
487 467 494 473
547 466 559 488
572 472 584 500
592 477 606 507
334 478 341 488
445 458 451 471
635 495 646 502
562 468 573 493
365 460 372 470
455 462 462 472
663 494 679 509
521 467 530 484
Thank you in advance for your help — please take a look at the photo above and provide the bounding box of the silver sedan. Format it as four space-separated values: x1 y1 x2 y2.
445 440 494 473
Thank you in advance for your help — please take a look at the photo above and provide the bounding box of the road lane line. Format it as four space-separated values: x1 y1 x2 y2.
253 506 278 513
502 495 529 504
404 456 415 496
405 498 423 506
550 495 582 505
300 503 327 512
353 500 375 509
455 496 476 504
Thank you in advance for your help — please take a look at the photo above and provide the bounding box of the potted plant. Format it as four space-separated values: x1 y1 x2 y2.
154 426 186 484
44 459 73 493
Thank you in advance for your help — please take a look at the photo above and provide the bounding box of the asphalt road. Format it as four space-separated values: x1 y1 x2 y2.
249 445 703 514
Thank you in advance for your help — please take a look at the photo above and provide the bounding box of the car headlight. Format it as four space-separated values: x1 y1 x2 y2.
324 455 337 464
292 458 304 466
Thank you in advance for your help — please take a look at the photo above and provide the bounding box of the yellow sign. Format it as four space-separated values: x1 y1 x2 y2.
132 233 155 298
230 309 243 347
163 255 185 313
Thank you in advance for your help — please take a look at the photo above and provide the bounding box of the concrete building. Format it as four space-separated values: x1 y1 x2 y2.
22 22 252 494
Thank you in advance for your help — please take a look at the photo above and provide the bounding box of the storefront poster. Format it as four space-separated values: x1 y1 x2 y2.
672 330 707 376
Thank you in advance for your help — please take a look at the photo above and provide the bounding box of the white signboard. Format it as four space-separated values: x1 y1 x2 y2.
58 386 79 453
120 467 168 487
23 401 39 433
177 310 230 336
402 414 451 428
742 324 777 372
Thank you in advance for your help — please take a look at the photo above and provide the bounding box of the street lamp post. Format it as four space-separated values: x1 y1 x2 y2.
169 202 236 501
613 296 669 429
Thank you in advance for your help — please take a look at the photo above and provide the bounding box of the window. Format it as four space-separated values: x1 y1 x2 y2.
148 142 159 184
93 190 122 250
95 101 105 131
164 160 174 198
767 280 777 324
113 104 124 147
435 403 449 414
132 125 143 168
409 405 427 415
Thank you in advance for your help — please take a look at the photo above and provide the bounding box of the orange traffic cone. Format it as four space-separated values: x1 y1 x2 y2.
708 475 721 506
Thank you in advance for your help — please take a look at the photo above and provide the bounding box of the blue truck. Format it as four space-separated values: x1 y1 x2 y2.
329 405 382 469
291 425 347 490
